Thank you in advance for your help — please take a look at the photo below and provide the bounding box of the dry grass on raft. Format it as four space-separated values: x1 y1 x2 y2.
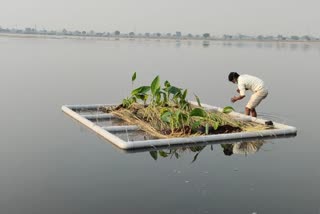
103 103 269 139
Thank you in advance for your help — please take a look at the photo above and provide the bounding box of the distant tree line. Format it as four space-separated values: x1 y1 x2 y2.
0 26 319 41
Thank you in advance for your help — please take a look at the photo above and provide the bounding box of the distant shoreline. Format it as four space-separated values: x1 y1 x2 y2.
1 32 319 44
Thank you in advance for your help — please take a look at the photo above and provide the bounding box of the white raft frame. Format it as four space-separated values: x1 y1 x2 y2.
61 103 297 150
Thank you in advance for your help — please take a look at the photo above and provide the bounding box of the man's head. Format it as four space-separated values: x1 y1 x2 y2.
221 144 234 156
223 147 233 156
228 72 239 84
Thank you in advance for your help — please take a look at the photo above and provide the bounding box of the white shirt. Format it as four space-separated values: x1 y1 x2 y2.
237 74 267 96
232 141 264 155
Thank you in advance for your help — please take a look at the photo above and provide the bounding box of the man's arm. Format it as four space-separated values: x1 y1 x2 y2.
231 95 245 103
233 81 246 102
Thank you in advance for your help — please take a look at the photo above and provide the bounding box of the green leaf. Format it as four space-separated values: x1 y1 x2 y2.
164 80 171 88
132 72 137 82
135 94 148 102
160 107 169 114
155 92 161 104
175 152 179 159
151 76 161 96
190 108 207 118
162 92 168 103
173 92 182 101
180 101 190 111
131 86 150 96
161 111 172 123
191 153 200 163
159 151 168 157
149 151 158 160
122 98 130 108
194 94 202 107
159 89 167 95
213 122 219 130
168 86 181 95
210 113 217 121
178 112 188 123
223 106 234 114
191 121 201 130
182 89 188 100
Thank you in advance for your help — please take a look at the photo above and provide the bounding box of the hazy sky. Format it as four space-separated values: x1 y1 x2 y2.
1 0 319 36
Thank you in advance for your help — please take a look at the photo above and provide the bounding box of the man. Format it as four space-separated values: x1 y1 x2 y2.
228 72 268 117
221 140 264 156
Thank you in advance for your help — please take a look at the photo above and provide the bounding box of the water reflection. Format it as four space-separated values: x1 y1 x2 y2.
302 43 311 52
175 40 181 48
149 145 207 163
80 37 319 52
221 140 264 156
119 134 296 163
142 139 267 163
219 41 317 52
202 40 210 47
289 43 299 50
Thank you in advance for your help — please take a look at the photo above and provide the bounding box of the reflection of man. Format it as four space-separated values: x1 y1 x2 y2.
221 141 264 156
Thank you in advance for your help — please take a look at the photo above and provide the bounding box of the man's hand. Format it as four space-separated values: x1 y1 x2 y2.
231 95 245 103
231 96 238 103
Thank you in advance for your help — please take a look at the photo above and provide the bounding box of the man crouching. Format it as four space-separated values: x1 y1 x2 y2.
228 72 268 118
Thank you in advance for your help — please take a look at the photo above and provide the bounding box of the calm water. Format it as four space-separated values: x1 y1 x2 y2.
0 36 319 214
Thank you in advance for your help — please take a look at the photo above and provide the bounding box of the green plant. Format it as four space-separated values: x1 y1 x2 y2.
160 108 189 132
123 74 238 134
189 108 220 134
223 106 234 114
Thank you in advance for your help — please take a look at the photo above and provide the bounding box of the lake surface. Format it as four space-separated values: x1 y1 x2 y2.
0 36 319 214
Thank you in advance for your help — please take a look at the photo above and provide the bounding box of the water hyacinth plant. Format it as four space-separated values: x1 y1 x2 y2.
104 73 269 139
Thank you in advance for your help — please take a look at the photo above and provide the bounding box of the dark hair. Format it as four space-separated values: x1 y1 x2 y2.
221 144 234 156
223 148 233 156
228 72 239 82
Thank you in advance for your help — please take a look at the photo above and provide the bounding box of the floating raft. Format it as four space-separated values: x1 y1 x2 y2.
61 103 297 150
